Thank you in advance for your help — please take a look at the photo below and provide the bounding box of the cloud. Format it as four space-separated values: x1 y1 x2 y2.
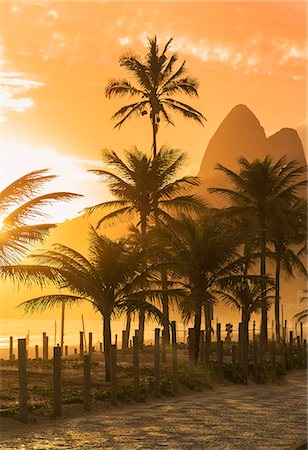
118 37 133 46
1 141 111 221
0 71 45 123
47 9 59 20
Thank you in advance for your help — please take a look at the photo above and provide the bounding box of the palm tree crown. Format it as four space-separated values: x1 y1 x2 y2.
106 36 205 156
84 147 205 242
0 169 81 265
209 155 307 343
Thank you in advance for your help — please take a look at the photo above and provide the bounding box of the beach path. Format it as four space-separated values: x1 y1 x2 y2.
0 370 306 449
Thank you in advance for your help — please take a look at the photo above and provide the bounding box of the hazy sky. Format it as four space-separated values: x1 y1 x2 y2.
1 1 307 221
0 1 307 321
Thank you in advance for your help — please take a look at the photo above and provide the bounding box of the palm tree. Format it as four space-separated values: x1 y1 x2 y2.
209 155 307 343
84 147 205 344
15 228 162 381
0 169 81 265
105 36 205 157
293 290 308 324
154 213 244 363
218 276 273 378
268 199 307 341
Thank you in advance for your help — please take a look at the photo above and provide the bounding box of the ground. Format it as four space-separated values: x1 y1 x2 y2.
0 370 306 449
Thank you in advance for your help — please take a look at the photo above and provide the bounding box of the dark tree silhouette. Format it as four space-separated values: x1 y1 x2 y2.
106 36 205 157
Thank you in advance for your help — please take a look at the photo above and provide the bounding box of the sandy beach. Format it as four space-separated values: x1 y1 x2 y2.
0 370 306 449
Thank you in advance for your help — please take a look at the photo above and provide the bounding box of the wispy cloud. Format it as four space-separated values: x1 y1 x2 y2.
0 71 45 123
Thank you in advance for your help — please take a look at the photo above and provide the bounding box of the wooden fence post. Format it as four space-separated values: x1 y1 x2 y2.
122 330 126 362
154 328 161 397
99 342 103 353
300 322 303 344
53 346 62 417
83 354 91 411
18 339 28 423
35 345 39 359
216 323 221 344
304 340 307 369
88 333 93 357
161 329 166 364
289 331 294 370
133 331 140 402
110 345 117 406
9 336 15 361
43 332 48 360
65 345 68 356
171 321 178 394
79 331 84 360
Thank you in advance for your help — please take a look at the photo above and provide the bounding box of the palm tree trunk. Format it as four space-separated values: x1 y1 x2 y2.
194 302 202 363
103 314 111 382
260 216 268 344
139 308 145 347
161 270 170 345
205 302 212 345
151 116 157 158
124 310 131 349
275 255 281 343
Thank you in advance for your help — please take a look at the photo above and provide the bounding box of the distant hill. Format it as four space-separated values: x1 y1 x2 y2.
198 104 307 205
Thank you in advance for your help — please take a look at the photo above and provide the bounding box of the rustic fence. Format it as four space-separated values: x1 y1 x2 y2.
4 320 308 423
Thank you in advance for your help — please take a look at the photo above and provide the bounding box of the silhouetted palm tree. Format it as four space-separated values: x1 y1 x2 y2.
154 213 243 363
106 36 205 157
293 290 308 324
268 198 307 341
0 169 81 265
84 147 205 344
219 276 273 378
209 155 307 343
16 228 162 381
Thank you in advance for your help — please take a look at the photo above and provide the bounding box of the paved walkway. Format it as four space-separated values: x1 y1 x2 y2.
0 371 307 449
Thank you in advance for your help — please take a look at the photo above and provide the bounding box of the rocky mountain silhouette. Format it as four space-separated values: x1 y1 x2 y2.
198 104 307 204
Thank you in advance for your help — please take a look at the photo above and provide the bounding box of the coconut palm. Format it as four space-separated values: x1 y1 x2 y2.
209 155 307 343
0 169 81 265
84 147 205 344
218 276 273 378
268 198 307 341
293 290 308 324
16 228 163 381
106 36 205 157
154 213 244 363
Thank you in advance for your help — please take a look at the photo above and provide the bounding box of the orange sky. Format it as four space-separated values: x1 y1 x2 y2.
0 1 307 320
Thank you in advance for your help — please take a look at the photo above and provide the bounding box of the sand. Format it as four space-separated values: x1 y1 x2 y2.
0 370 306 449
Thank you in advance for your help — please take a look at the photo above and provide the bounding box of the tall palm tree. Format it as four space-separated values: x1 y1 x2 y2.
154 213 244 363
209 155 307 343
105 36 205 157
268 199 307 341
0 169 81 265
219 276 273 378
15 228 163 381
84 147 205 344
